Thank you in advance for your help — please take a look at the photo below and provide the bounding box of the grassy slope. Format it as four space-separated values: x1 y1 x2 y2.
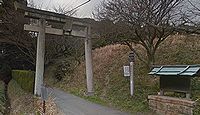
46 35 200 114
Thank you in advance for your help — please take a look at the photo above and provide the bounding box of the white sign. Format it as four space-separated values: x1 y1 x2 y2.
123 66 130 77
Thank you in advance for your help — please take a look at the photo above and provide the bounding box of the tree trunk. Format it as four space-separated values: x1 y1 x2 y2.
147 51 155 70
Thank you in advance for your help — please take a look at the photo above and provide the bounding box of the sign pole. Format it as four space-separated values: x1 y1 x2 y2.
130 61 134 96
129 52 135 96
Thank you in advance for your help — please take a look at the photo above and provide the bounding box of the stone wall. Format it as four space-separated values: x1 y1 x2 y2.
148 95 196 115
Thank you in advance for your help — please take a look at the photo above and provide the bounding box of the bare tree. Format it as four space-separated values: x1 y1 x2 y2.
95 0 184 68
0 0 36 66
187 0 200 16
172 0 200 34
0 0 80 67
53 4 77 16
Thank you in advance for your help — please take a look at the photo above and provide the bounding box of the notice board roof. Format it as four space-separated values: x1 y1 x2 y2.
149 65 200 77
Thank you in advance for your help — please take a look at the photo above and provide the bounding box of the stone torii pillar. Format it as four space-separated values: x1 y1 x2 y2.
35 19 46 96
85 25 94 95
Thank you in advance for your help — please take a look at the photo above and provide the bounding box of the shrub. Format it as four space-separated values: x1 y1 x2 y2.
12 70 35 93
54 59 78 82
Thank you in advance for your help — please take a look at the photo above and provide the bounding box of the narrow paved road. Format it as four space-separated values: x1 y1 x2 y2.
48 88 131 115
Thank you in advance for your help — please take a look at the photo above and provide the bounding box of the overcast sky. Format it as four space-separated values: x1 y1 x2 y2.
31 0 103 18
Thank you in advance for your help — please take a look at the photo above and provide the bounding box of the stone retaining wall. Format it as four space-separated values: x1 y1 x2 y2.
148 95 196 115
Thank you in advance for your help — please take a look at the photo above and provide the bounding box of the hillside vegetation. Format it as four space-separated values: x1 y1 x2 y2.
46 35 200 114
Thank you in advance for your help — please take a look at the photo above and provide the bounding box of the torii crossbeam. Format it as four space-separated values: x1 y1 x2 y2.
14 2 94 96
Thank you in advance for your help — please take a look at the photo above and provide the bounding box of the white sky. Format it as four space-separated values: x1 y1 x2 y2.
32 0 103 18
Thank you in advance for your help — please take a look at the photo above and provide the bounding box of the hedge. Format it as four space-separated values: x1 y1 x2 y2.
12 70 35 93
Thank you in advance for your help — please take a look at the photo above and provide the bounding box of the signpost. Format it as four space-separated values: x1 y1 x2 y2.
129 52 135 96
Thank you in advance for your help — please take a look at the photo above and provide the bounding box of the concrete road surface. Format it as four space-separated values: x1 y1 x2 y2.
48 88 131 115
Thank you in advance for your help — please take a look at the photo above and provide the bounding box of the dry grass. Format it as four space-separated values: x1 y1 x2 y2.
156 34 200 65
8 80 35 114
52 44 130 93
35 97 64 115
8 80 63 115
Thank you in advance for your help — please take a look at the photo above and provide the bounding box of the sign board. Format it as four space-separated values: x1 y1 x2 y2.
123 66 130 77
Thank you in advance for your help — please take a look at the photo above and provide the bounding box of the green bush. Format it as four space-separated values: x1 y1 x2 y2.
12 70 35 93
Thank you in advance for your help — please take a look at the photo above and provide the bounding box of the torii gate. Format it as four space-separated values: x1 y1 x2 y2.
14 2 94 96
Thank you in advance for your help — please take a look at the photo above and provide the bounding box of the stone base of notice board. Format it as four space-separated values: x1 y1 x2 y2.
148 95 196 115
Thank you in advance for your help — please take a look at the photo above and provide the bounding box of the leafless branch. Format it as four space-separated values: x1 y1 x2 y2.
94 0 184 68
